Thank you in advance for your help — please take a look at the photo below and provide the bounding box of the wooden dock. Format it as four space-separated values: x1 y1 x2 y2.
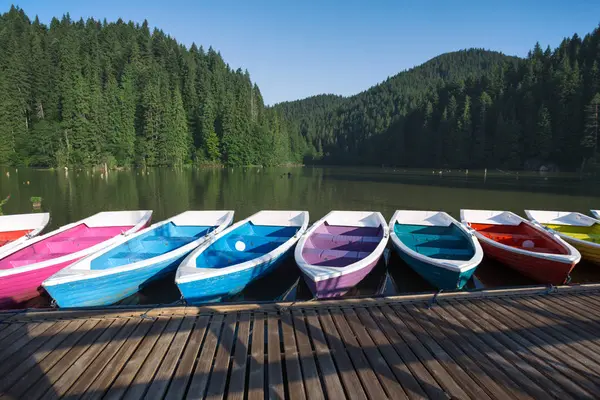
1 284 600 399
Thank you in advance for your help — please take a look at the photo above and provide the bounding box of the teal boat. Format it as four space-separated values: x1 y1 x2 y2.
389 210 483 290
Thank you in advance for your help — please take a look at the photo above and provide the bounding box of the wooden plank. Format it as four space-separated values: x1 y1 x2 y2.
414 303 530 400
206 313 238 400
45 318 131 399
145 316 196 400
80 318 157 400
511 297 600 356
16 318 114 400
379 305 468 399
343 308 409 399
247 312 265 400
316 309 366 400
280 310 307 400
0 318 88 395
0 320 70 377
292 310 325 400
450 300 576 400
266 312 285 400
163 315 211 400
226 312 251 400
429 302 546 399
330 307 388 400
392 304 489 400
0 322 29 345
64 318 141 398
368 306 447 400
186 314 225 399
542 295 600 332
305 310 346 400
103 317 170 400
461 298 595 399
0 321 55 361
404 303 509 398
354 307 428 400
122 317 184 400
476 298 600 396
496 297 600 369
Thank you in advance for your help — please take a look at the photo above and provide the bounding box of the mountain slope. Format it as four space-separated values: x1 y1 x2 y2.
273 49 518 162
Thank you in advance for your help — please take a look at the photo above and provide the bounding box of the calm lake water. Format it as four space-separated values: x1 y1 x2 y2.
0 166 599 307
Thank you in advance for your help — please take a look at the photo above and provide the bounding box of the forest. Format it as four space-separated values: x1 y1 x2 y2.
0 6 306 168
276 34 600 171
1 5 599 171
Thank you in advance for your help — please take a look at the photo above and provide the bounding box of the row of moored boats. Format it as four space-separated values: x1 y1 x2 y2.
0 208 599 308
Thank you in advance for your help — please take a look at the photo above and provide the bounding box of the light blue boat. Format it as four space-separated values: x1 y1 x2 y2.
389 210 483 290
176 210 309 303
42 211 234 307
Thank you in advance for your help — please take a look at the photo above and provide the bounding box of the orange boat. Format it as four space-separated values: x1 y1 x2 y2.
461 210 581 284
0 213 50 256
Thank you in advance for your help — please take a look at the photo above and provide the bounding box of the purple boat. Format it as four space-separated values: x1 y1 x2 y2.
295 211 389 298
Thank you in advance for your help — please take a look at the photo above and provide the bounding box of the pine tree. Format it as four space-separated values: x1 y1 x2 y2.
535 105 552 161
582 93 600 159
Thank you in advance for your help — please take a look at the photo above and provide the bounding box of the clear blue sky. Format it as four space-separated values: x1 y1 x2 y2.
5 0 600 105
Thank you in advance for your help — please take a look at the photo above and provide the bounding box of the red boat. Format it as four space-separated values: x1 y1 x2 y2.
0 213 50 257
461 209 581 285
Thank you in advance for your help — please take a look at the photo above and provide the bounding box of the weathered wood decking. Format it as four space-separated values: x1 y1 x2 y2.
2 284 600 399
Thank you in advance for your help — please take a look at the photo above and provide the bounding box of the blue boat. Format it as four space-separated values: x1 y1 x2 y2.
176 210 309 303
389 210 483 290
42 211 234 307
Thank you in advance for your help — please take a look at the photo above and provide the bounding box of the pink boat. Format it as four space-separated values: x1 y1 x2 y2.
0 210 152 308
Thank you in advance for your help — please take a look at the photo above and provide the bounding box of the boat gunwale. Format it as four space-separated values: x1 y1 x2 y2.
390 210 483 273
462 209 581 264
42 210 234 286
295 210 389 282
0 210 153 278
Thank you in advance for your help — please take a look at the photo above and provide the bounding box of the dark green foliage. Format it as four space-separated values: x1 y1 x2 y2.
0 6 293 167
276 29 600 171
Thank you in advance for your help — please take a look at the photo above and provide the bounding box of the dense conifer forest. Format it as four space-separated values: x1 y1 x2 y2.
276 33 600 171
0 6 305 167
1 5 599 171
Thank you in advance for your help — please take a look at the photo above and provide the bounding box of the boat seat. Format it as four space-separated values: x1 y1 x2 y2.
301 248 371 267
308 233 379 251
223 235 288 253
414 246 473 260
9 253 71 268
199 249 258 268
105 252 162 267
